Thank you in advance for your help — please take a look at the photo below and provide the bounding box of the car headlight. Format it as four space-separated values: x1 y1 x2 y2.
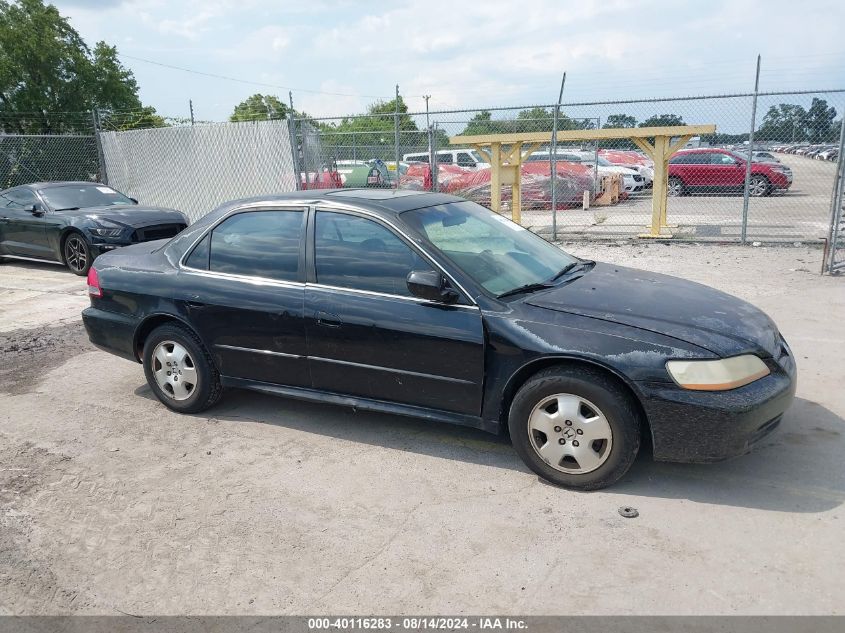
89 227 123 238
665 355 770 391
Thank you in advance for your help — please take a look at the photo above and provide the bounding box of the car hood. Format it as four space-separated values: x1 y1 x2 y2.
524 263 781 357
55 205 186 229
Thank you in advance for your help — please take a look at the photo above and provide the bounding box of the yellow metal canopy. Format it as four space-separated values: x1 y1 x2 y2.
450 124 717 237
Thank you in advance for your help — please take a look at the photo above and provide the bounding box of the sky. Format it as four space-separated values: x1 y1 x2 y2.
55 0 845 128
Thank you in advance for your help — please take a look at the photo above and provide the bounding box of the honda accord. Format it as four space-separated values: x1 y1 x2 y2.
82 190 796 489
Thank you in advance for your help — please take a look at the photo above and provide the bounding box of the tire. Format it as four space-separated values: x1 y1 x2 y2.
142 323 223 414
667 177 684 197
508 365 641 490
63 231 92 276
749 175 770 197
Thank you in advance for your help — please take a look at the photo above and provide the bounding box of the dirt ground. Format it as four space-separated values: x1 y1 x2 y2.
1 243 844 616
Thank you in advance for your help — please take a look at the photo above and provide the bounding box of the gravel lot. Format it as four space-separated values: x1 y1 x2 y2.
1 242 844 615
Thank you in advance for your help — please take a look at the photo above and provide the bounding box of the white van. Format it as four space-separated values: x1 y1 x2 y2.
402 149 489 169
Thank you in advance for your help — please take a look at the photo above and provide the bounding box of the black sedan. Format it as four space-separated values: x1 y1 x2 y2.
0 182 188 275
81 190 796 489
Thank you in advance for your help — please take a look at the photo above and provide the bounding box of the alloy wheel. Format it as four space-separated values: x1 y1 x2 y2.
64 235 88 273
527 393 613 474
749 176 768 197
152 341 198 401
668 179 683 196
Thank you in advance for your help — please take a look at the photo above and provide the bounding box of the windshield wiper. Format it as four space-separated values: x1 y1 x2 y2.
497 282 554 299
550 259 595 281
54 206 80 211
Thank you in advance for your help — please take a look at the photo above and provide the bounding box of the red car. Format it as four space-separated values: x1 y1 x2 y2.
668 148 792 197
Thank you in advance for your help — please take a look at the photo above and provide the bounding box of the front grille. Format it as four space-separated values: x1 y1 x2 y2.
132 224 186 243
633 175 643 182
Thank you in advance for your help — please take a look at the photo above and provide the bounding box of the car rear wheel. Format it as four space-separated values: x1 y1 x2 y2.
142 323 223 414
749 175 770 197
508 366 641 490
667 177 684 197
63 232 91 276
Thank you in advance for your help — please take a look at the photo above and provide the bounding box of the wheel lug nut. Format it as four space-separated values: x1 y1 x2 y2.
565 420 572 426
554 426 562 432
572 440 579 447
576 429 583 435
558 438 565 445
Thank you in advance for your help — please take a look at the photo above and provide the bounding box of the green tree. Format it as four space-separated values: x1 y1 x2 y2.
458 107 591 136
0 0 162 133
230 93 289 122
756 103 808 142
604 113 637 128
805 98 837 142
640 114 686 128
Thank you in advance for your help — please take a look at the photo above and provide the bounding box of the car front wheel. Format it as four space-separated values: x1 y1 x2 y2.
749 175 770 197
63 232 92 276
142 323 223 413
508 366 641 490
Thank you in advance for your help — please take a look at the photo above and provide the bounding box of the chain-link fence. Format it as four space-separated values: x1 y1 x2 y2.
2 90 843 258
0 134 100 189
99 120 296 222
293 89 845 247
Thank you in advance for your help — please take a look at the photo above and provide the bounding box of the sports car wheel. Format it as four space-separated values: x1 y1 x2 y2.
63 233 91 276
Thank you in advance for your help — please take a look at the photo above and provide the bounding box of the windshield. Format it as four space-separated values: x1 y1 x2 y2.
40 184 134 210
595 157 613 166
401 200 577 296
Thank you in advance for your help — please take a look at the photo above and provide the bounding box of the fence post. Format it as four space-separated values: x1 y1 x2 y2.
826 113 845 272
424 95 434 191
394 84 401 189
189 99 195 126
551 72 566 241
432 122 440 192
288 91 301 191
91 109 109 186
741 54 761 244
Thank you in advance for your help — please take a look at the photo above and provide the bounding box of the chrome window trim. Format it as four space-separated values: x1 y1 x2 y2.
181 268 304 289
215 344 303 360
306 282 479 310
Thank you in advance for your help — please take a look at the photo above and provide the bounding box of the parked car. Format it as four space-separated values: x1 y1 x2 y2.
752 151 780 163
0 181 188 275
403 149 490 170
527 151 645 193
668 148 792 196
82 190 796 490
597 149 655 187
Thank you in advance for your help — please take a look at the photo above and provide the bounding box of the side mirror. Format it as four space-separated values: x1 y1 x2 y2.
129 197 138 204
407 270 459 304
30 203 44 216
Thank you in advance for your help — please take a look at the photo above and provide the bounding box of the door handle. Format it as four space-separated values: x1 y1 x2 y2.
315 310 342 328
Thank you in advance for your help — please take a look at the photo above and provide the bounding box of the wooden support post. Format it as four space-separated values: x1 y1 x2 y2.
490 143 502 214
511 142 522 224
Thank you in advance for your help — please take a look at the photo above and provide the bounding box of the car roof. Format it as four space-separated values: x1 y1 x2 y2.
213 189 465 216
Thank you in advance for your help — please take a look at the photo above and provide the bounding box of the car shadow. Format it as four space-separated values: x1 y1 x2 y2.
133 385 843 513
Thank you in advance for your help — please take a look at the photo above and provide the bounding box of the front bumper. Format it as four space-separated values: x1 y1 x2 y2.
636 352 796 463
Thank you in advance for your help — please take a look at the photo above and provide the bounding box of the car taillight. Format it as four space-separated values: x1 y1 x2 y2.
87 267 102 298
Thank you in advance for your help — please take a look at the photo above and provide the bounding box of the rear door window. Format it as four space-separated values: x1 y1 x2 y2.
205 209 304 281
